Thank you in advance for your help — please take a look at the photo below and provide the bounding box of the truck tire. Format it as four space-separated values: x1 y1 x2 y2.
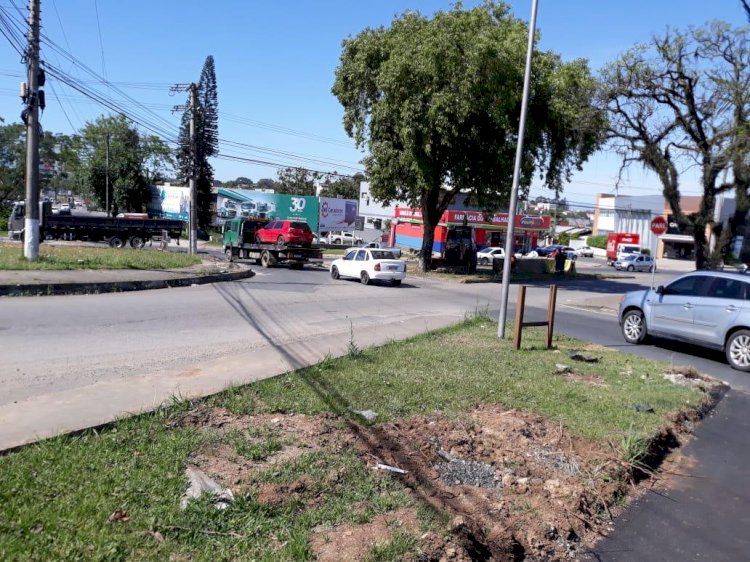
108 236 126 248
225 247 235 262
129 236 145 249
260 250 277 268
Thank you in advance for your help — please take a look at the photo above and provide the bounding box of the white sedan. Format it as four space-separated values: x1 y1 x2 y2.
476 246 505 265
330 248 406 286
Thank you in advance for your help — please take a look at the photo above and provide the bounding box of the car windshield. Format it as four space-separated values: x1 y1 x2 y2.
371 250 396 260
623 255 637 261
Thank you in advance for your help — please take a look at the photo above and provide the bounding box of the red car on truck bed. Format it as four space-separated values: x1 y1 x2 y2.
255 220 314 247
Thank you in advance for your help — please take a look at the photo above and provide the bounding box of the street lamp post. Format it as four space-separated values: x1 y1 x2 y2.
498 0 539 339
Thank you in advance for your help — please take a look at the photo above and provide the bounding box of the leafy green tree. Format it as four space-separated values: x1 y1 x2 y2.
319 175 359 199
1 121 78 205
332 2 604 269
76 114 171 214
256 178 279 191
177 55 219 228
599 21 750 268
276 167 319 195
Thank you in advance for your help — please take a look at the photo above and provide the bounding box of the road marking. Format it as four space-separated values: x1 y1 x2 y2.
561 303 617 317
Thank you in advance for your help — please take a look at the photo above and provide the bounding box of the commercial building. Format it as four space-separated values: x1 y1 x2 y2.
592 193 736 259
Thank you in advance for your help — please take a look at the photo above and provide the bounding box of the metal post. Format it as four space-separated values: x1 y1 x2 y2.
498 0 539 338
189 83 198 255
23 0 41 261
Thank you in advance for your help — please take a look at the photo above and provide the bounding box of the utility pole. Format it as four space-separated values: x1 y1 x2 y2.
171 83 198 255
23 0 41 260
189 83 198 255
498 0 538 339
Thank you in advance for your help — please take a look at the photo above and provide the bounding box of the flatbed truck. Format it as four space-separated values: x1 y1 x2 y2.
8 201 184 248
222 217 323 269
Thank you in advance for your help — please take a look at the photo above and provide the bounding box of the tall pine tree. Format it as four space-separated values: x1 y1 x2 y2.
177 55 218 229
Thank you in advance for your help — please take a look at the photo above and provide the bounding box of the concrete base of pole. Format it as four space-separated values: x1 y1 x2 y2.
23 218 40 260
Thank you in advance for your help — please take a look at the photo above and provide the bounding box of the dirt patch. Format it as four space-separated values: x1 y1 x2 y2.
174 402 703 560
563 372 608 387
310 507 419 562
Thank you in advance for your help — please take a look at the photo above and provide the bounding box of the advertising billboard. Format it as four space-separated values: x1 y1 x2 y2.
216 188 319 231
318 197 358 231
149 184 190 221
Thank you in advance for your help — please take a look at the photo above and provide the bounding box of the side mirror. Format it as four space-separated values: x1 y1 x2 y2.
655 285 664 295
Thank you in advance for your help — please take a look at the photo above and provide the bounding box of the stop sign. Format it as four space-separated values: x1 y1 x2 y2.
651 216 668 236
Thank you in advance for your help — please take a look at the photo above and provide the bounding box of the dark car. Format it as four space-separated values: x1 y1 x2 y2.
255 220 314 247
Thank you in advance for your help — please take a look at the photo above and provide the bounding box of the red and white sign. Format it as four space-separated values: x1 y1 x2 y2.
394 208 551 230
650 216 668 236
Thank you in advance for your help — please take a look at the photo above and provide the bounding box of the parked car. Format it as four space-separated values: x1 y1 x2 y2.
327 231 363 245
255 220 314 247
476 246 505 265
576 246 594 257
361 241 402 258
614 254 654 272
330 247 406 286
619 270 750 371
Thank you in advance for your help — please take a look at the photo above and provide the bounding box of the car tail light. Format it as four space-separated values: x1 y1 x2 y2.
374 263 381 271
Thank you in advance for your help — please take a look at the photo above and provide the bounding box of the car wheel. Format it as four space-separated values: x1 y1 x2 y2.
648 265 654 273
331 266 340 280
225 247 234 262
627 264 635 272
621 309 647 344
726 330 750 371
334 238 342 244
390 279 402 287
277 235 285 245
480 257 489 265
360 271 370 285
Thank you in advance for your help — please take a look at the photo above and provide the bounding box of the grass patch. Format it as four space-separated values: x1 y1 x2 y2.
0 319 707 560
0 242 201 270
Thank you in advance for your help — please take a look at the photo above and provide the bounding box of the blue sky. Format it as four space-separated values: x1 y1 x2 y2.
0 0 747 207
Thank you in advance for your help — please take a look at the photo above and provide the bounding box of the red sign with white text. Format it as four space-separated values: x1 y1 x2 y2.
394 208 550 230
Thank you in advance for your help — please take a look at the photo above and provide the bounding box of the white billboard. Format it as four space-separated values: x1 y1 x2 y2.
319 197 358 231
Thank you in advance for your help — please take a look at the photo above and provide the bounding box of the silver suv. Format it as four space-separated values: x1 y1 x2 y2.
619 270 750 371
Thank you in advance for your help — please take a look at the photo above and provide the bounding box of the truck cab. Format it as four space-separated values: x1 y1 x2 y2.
222 217 269 248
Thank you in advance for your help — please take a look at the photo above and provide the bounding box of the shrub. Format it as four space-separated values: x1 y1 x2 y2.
587 234 607 249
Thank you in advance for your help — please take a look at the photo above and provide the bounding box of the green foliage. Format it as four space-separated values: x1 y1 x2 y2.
332 2 605 269
587 234 607 249
558 232 571 246
640 248 651 256
599 21 750 269
319 175 360 199
75 115 171 215
1 123 79 206
276 166 319 195
177 56 219 229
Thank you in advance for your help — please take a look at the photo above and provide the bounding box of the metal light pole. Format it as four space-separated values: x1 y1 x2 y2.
498 0 539 339
105 131 110 216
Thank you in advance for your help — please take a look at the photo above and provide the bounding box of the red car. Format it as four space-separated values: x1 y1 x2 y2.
255 220 314 247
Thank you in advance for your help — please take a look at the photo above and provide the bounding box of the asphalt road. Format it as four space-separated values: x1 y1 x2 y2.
3 255 748 558
2 257 748 445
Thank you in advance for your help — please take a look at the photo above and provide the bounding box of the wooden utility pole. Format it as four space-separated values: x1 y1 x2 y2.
23 0 41 260
189 83 198 255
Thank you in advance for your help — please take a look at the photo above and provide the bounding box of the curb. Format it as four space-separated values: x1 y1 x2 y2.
0 268 255 297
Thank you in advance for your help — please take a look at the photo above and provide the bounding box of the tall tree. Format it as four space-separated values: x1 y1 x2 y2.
318 174 360 199
76 114 171 215
276 166 320 195
599 21 750 268
332 2 604 269
177 55 219 229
